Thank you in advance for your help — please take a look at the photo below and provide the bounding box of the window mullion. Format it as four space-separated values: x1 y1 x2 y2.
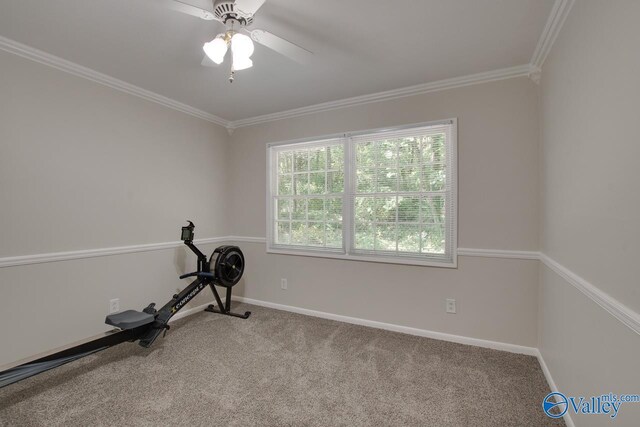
373 141 378 250
268 147 276 248
324 149 328 247
344 136 353 255
418 138 424 253
395 142 399 253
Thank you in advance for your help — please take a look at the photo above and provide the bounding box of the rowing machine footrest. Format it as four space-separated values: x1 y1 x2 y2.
105 310 155 330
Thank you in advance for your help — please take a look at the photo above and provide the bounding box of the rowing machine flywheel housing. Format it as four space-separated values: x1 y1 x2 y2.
210 245 245 287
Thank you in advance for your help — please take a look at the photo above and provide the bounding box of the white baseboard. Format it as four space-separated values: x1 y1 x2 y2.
230 295 538 356
536 349 576 427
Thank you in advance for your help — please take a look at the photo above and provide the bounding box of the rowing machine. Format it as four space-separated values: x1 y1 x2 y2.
0 221 248 388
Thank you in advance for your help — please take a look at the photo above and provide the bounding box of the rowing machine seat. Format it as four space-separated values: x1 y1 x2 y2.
105 310 155 330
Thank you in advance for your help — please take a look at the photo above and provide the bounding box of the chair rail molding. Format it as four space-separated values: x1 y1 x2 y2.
540 254 640 336
0 237 229 268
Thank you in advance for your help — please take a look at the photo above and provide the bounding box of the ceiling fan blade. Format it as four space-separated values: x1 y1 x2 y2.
234 0 266 16
250 29 313 64
201 54 219 67
163 0 217 20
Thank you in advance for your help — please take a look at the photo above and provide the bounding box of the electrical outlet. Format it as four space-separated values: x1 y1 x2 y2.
281 278 288 290
109 298 120 314
446 298 456 314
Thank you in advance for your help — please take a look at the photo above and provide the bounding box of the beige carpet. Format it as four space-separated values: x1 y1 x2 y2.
0 303 563 426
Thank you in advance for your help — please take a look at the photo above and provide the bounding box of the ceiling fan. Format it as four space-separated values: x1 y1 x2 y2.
165 0 313 82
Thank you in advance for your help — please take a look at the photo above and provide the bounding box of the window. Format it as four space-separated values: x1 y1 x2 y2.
267 120 457 267
270 139 345 251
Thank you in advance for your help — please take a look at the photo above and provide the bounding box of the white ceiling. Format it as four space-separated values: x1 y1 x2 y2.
0 0 555 122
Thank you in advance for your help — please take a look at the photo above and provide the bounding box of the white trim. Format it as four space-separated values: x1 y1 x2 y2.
0 34 541 132
0 35 229 127
457 248 540 260
231 296 537 356
227 65 532 129
536 349 576 427
530 0 576 69
265 248 457 268
228 235 267 243
540 254 640 336
228 237 540 261
0 237 228 268
449 119 459 266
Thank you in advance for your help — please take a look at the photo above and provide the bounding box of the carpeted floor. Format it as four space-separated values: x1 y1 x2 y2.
0 303 563 426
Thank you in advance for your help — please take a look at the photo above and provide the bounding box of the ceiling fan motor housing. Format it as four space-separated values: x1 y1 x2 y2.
213 0 253 26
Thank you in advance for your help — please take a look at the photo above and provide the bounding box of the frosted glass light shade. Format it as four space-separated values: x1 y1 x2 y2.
232 55 253 70
231 33 254 58
203 37 228 64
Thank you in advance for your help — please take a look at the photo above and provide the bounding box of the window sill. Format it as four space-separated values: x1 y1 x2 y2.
266 247 457 268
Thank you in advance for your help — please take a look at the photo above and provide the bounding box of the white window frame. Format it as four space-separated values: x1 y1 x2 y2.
266 119 457 268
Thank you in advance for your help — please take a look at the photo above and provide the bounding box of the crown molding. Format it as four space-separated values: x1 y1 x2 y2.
530 0 576 69
0 35 230 128
0 0 571 133
0 33 537 132
527 66 542 85
227 64 533 129
226 0 575 128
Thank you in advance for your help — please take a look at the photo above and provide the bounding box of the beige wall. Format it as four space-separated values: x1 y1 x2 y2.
228 77 542 347
0 53 542 365
230 77 540 251
235 243 540 347
0 51 231 255
540 0 640 311
538 267 640 426
0 51 230 365
539 1 640 425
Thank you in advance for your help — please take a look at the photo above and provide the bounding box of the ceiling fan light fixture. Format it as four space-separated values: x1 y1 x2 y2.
231 32 254 59
203 36 228 64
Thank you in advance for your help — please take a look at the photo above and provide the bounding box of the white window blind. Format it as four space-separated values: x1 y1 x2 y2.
267 120 457 267
269 139 345 252
349 124 455 263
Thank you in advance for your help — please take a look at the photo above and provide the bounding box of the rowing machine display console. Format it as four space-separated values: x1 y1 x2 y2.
181 221 195 242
